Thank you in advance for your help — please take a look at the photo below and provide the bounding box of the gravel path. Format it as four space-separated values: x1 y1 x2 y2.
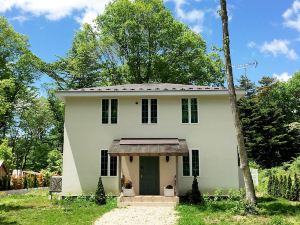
94 206 177 225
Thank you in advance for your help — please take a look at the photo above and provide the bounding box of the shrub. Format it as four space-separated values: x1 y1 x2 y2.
189 175 204 204
27 176 34 188
23 176 28 189
95 177 106 205
267 175 273 196
33 175 38 188
279 175 284 197
1 175 11 190
291 174 299 201
228 188 244 201
11 176 23 189
274 176 280 197
283 175 288 198
286 175 293 200
42 172 51 187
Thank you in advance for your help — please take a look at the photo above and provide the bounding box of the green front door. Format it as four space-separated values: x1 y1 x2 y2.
139 156 160 195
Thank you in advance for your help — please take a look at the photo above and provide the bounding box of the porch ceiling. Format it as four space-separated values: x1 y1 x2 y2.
108 138 189 156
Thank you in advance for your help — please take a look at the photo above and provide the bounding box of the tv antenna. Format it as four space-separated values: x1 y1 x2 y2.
235 60 258 77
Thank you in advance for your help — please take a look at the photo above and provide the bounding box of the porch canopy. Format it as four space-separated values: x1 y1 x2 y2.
108 138 189 156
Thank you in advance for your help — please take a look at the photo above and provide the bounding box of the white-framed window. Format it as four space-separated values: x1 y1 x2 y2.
141 99 157 124
181 98 198 123
182 149 200 176
100 150 118 176
101 99 118 124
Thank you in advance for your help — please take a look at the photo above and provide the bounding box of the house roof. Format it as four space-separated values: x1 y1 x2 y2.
58 83 226 92
56 83 245 99
109 138 189 156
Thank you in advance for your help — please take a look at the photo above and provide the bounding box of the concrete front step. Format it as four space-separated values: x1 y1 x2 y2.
118 195 179 207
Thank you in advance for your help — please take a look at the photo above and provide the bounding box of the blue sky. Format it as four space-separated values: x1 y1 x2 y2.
1 0 300 90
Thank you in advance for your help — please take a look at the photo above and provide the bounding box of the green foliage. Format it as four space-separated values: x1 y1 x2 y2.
46 0 224 89
33 175 38 188
291 174 299 201
27 176 34 188
267 175 273 196
0 16 40 139
260 158 299 202
188 175 204 204
286 175 293 200
23 176 28 189
239 73 300 168
41 170 51 187
95 177 106 205
46 149 62 174
0 175 10 190
0 139 13 170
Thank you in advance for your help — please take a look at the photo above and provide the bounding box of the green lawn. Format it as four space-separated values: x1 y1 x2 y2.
0 190 116 225
176 197 300 225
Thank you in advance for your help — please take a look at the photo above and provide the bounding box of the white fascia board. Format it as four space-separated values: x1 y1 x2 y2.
56 90 245 101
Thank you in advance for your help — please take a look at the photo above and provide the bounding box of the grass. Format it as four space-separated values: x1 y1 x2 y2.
176 197 300 225
0 190 116 225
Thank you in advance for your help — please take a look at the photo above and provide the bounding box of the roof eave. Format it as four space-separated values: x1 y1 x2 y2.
56 90 245 101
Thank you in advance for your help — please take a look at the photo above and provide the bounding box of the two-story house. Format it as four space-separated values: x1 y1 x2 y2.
57 83 244 197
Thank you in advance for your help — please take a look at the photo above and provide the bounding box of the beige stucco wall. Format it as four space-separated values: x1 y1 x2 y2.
61 95 239 196
121 156 139 195
159 156 176 195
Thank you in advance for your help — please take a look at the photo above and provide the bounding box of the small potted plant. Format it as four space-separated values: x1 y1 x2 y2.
164 184 174 197
123 180 134 196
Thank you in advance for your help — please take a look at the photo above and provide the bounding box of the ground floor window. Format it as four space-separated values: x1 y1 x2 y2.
100 150 118 176
182 149 200 176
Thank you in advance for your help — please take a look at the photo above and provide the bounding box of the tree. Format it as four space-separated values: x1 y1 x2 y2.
237 75 255 91
46 149 63 174
189 175 204 204
53 24 103 89
0 16 40 139
12 97 55 170
239 75 300 168
220 0 256 206
47 90 64 151
258 76 276 87
0 139 13 170
46 0 225 88
95 177 106 205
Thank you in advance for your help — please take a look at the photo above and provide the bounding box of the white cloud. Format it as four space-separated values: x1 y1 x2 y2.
247 41 256 48
191 25 203 33
260 39 298 60
10 15 29 23
272 72 292 82
168 0 205 32
282 0 300 31
0 0 112 24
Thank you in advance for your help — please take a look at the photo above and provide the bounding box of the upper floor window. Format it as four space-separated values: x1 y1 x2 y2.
181 98 198 123
182 149 200 176
102 99 118 124
142 99 157 124
100 150 118 177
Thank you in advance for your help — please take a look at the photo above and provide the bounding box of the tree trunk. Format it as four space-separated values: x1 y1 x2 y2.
219 0 257 205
